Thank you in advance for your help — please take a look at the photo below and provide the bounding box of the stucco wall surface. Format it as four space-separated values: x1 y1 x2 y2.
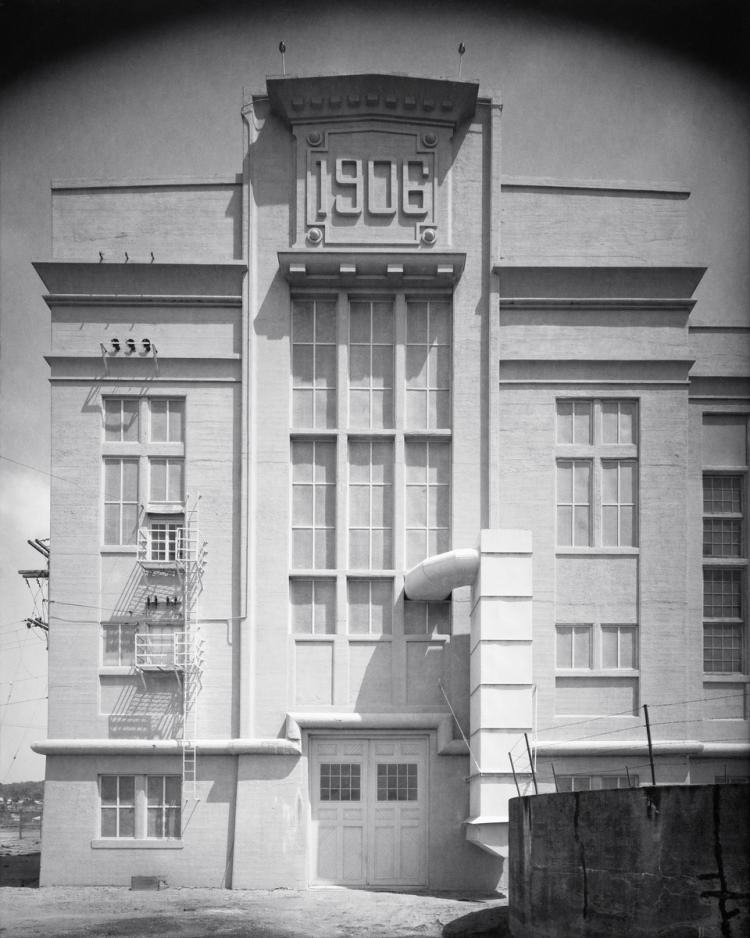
509 784 749 938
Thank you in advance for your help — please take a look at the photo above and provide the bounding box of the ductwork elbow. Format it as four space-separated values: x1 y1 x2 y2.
404 547 480 601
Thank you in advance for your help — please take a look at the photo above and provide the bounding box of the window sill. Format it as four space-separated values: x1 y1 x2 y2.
91 839 183 850
101 545 138 554
703 674 749 683
556 547 639 556
556 670 640 678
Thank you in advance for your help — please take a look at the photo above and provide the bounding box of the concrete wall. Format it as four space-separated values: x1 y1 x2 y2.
509 784 750 938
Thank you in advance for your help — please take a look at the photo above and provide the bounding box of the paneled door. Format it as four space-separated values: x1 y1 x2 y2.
310 736 428 887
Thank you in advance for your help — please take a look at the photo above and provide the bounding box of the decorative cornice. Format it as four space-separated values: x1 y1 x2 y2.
265 74 479 129
278 250 465 287
32 738 301 756
46 294 242 308
495 266 706 301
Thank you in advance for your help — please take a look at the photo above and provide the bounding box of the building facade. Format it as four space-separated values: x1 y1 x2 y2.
33 72 749 889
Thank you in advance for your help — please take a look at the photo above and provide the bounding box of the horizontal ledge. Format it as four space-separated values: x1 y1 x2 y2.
45 294 242 306
464 815 509 826
532 740 748 757
498 298 695 310
287 712 449 729
53 175 241 189
32 738 301 756
279 250 466 286
91 839 184 850
501 174 690 196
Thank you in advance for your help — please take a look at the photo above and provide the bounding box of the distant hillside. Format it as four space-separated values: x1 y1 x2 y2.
0 781 44 803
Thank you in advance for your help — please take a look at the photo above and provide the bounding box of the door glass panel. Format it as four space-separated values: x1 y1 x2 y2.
377 763 417 801
320 763 361 801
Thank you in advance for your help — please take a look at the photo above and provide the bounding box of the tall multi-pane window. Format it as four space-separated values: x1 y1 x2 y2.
292 441 336 568
102 622 137 666
349 299 394 429
701 414 748 676
289 293 452 641
406 298 450 429
405 441 450 567
556 399 638 548
105 399 139 442
147 776 181 838
150 399 184 443
601 625 637 669
349 440 394 569
703 569 744 673
291 298 337 428
556 461 591 547
104 458 139 544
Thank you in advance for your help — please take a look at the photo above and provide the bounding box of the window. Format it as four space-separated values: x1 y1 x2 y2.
100 775 135 837
377 763 417 801
556 399 638 548
149 458 184 505
291 440 335 568
289 293 452 644
105 398 139 442
290 579 335 634
349 298 394 429
405 441 450 568
556 774 638 792
150 400 184 443
703 568 744 674
349 440 393 568
348 579 393 635
104 458 139 545
405 298 450 429
99 775 181 840
556 461 591 547
556 623 638 671
602 461 637 547
701 416 748 676
601 626 637 669
102 622 136 667
403 600 450 635
556 625 592 669
320 764 360 801
147 517 183 562
147 776 181 838
704 476 743 558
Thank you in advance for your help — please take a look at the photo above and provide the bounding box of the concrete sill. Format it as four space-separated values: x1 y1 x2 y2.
92 839 183 850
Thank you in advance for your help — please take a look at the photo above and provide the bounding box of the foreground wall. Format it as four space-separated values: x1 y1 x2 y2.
509 784 749 938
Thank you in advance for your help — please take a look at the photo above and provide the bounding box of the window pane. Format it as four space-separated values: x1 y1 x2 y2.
290 580 313 632
104 400 121 441
601 627 618 668
169 401 184 442
703 624 743 673
574 507 590 546
704 475 742 514
574 403 592 444
602 464 618 503
316 302 337 343
292 300 314 342
150 460 166 502
556 402 573 444
122 460 138 500
104 460 120 499
407 303 428 343
348 580 370 634
703 519 742 558
602 506 618 546
573 627 591 668
703 569 742 618
557 463 572 502
619 402 636 444
101 776 117 805
601 402 619 443
147 777 162 805
574 463 590 502
168 461 184 501
119 776 135 802
557 507 572 547
292 529 313 568
556 627 572 668
293 346 313 387
620 507 635 546
121 504 138 545
151 400 167 441
314 580 335 633
101 807 117 837
620 628 636 669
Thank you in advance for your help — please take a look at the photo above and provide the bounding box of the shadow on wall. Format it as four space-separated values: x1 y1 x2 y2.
108 674 183 739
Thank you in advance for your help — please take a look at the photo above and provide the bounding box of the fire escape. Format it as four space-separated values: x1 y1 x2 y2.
136 497 206 798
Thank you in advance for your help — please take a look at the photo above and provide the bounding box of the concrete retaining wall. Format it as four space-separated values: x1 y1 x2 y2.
509 784 749 938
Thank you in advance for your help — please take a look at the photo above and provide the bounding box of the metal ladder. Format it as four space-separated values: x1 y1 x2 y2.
177 496 206 799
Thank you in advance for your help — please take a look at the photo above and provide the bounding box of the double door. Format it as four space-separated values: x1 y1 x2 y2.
310 736 428 887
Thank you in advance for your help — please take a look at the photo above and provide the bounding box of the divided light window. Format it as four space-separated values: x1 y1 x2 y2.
104 458 139 545
104 398 139 442
289 293 452 639
556 399 638 548
102 622 136 667
150 399 185 443
99 775 181 840
149 458 184 504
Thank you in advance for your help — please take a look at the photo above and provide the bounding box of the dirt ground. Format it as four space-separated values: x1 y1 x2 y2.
0 831 510 938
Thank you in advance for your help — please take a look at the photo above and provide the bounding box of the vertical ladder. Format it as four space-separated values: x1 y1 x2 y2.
178 496 205 800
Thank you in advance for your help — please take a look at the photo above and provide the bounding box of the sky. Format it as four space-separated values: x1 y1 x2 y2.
0 0 748 782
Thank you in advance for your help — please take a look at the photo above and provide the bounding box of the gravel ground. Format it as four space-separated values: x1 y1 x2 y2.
0 833 510 938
